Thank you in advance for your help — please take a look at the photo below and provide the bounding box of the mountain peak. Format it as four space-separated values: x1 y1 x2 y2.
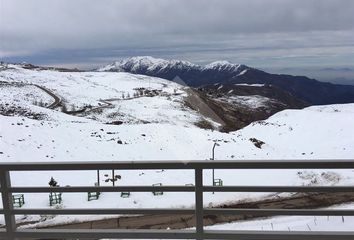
120 56 168 66
206 60 233 67
204 60 244 72
98 56 200 72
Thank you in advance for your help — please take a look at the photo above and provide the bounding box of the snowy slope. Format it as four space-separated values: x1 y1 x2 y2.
1 65 354 227
0 64 205 125
231 104 354 159
1 104 354 226
217 95 279 109
205 203 354 232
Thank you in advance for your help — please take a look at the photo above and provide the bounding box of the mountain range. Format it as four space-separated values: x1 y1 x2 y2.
98 56 354 105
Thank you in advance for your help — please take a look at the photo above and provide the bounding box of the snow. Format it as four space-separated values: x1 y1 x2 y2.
0 83 51 105
1 65 354 228
98 56 248 74
205 60 239 69
98 56 200 72
235 83 265 87
234 105 354 159
236 69 248 76
204 61 243 73
206 203 354 232
217 95 277 109
0 65 200 124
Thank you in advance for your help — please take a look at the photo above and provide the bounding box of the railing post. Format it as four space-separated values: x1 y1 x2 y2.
0 170 16 240
195 168 204 240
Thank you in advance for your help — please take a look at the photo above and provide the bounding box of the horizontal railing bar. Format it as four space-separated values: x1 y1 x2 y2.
4 229 354 240
7 185 354 193
8 186 195 193
204 208 354 216
11 208 354 216
1 160 354 171
203 230 354 240
203 186 354 192
11 208 195 215
9 229 197 239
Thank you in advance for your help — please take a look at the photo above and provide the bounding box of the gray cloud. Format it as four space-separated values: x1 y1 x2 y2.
0 0 353 70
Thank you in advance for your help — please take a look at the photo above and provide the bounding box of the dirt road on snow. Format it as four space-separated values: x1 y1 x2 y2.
33 84 62 109
36 192 354 230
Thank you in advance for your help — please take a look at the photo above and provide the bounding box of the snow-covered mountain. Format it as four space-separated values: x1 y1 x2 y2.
98 56 247 72
98 56 201 73
98 56 354 105
98 56 250 77
98 56 250 84
205 60 248 74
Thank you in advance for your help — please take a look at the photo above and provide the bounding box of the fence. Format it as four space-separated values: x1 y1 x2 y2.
1 160 354 239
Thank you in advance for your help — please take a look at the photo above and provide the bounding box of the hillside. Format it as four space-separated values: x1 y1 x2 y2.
1 102 354 227
1 63 353 162
0 63 304 131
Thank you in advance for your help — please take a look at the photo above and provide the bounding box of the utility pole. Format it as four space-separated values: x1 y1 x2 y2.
112 169 115 186
211 142 220 194
97 170 100 186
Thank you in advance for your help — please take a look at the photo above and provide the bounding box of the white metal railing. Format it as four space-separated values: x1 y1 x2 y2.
1 160 354 240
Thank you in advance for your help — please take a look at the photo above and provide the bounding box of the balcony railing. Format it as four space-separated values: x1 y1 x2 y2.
1 160 354 240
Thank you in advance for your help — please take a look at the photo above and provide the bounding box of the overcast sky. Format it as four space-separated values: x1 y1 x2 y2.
0 0 353 74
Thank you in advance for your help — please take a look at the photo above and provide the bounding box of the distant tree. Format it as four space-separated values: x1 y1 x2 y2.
49 177 58 187
122 93 125 99
61 104 67 113
38 100 45 107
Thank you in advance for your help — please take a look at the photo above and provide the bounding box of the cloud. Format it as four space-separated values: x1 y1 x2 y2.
0 0 353 69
